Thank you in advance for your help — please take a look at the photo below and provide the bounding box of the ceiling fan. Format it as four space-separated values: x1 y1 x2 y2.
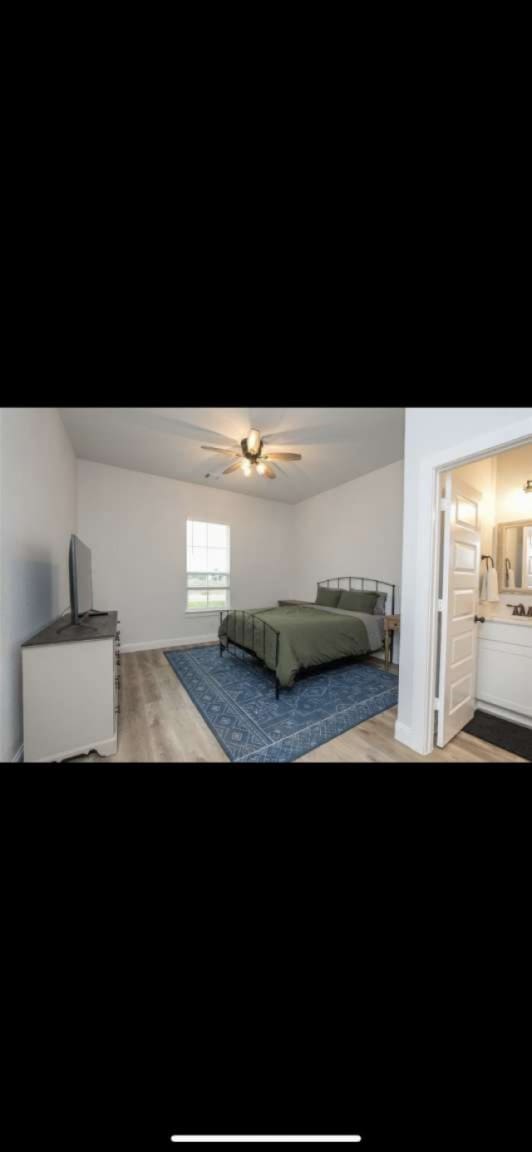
201 427 302 480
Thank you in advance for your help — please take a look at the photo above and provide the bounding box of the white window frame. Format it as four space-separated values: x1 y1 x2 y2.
185 519 231 614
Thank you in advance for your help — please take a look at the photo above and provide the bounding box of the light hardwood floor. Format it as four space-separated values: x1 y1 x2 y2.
74 646 527 764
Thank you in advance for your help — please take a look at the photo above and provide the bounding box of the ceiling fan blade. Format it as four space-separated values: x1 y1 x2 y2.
223 460 243 475
262 452 302 461
201 446 241 456
260 431 287 443
262 463 277 479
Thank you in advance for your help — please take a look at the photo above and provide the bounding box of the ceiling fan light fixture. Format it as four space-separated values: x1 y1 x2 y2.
246 428 262 456
204 425 301 481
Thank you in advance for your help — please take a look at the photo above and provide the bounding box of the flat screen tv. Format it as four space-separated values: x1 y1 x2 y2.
69 534 93 622
65 535 108 630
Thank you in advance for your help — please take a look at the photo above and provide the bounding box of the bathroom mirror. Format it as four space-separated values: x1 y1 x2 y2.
496 521 532 592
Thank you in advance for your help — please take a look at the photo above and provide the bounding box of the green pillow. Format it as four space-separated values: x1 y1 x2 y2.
337 589 380 613
316 587 341 608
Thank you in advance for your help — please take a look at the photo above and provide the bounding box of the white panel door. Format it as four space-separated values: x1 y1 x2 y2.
437 474 482 747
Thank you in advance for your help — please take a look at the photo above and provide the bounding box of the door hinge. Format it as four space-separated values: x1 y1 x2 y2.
437 598 444 612
434 697 441 712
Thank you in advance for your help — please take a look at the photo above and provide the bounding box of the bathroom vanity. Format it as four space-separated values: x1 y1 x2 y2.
476 606 532 729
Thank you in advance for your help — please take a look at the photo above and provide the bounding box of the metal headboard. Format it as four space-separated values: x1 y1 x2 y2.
317 576 396 615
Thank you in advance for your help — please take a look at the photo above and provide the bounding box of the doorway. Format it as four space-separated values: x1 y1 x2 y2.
428 435 532 754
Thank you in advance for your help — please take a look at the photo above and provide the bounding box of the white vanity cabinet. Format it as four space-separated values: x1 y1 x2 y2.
476 616 532 729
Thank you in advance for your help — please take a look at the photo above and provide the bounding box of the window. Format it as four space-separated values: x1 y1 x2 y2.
186 520 230 612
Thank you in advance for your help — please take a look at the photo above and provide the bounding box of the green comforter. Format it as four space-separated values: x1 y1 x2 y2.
218 604 372 688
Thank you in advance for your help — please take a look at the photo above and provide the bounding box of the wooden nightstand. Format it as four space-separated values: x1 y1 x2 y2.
383 614 400 670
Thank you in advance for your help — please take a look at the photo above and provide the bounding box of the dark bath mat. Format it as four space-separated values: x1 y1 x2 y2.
463 710 532 761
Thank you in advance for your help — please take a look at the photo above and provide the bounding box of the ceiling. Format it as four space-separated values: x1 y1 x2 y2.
60 407 405 504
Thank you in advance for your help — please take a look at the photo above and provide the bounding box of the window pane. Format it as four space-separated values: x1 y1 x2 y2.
192 522 207 547
208 589 229 608
206 547 229 574
187 572 209 588
187 574 230 589
188 546 208 571
207 572 229 588
207 523 229 549
186 521 230 609
187 589 209 611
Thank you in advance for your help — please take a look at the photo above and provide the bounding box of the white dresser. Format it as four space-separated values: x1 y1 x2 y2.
22 612 120 762
476 611 532 729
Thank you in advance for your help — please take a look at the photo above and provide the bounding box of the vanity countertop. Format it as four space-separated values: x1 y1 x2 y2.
481 605 532 627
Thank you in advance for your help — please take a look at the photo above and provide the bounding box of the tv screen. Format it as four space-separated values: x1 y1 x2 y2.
69 534 93 621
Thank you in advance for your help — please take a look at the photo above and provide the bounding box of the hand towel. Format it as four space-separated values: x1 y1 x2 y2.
480 569 488 601
487 566 499 601
506 567 515 590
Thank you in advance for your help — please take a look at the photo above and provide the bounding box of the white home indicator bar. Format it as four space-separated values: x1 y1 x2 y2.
170 1139 362 1144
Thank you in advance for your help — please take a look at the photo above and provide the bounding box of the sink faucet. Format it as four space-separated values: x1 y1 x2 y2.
511 604 526 616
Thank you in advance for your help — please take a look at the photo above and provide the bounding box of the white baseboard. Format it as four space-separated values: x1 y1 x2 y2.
394 720 429 755
121 634 217 654
393 718 435 755
12 744 24 763
394 720 412 747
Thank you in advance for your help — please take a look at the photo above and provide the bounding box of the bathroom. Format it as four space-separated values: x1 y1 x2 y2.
445 439 532 736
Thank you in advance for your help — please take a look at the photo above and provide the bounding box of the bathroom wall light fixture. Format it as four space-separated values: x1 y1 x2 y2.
524 479 532 494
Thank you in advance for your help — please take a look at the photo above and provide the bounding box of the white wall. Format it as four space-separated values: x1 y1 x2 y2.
495 441 532 525
0 408 77 761
396 408 532 754
77 460 297 650
292 460 404 653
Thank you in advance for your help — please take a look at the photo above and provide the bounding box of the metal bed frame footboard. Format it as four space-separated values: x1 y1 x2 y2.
219 609 282 698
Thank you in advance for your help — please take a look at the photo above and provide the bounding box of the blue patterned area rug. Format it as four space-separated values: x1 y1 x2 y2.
164 645 398 763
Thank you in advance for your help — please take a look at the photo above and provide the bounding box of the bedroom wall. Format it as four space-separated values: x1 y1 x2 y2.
0 408 77 762
77 460 297 651
396 407 532 754
292 458 404 597
292 459 404 660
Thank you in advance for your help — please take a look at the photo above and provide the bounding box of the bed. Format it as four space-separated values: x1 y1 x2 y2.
218 576 396 696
